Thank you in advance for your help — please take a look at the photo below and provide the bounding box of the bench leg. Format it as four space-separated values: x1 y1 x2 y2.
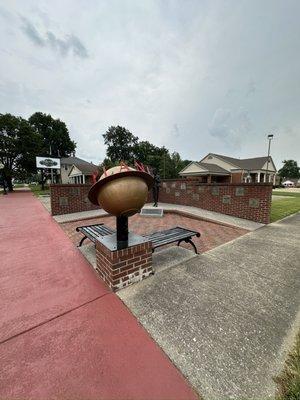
78 236 87 247
177 238 198 254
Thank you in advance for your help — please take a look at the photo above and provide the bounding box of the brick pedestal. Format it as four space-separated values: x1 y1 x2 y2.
95 233 153 291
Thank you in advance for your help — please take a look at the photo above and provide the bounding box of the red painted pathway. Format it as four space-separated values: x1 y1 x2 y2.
0 192 198 399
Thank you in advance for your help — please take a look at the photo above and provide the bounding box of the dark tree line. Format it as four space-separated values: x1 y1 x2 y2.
0 115 190 192
102 125 190 179
0 112 76 190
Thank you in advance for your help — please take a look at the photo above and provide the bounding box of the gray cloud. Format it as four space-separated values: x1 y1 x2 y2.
0 1 299 167
21 17 88 58
171 123 180 138
21 17 45 46
208 107 253 150
246 80 256 97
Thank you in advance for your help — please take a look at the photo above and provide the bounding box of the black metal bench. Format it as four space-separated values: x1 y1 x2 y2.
144 227 200 254
76 224 200 254
76 223 115 247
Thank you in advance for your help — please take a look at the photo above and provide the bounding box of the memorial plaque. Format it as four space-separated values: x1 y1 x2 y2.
140 208 164 217
166 187 170 193
222 195 231 204
171 182 176 188
175 191 180 197
70 187 80 196
180 183 186 190
198 186 205 192
193 193 200 200
59 196 68 206
212 186 219 196
162 182 167 188
249 198 260 208
235 187 245 196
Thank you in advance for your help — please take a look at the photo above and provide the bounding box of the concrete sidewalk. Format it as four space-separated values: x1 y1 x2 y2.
49 200 263 231
0 192 198 400
119 212 300 399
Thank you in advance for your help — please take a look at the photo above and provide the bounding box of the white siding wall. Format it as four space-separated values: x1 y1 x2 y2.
60 165 72 183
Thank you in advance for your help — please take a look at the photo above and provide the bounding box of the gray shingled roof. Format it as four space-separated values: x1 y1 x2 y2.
76 163 98 174
210 154 273 170
199 162 230 174
60 156 94 166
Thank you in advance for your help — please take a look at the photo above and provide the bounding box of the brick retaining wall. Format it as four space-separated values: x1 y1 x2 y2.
51 181 272 224
150 180 272 224
50 184 100 215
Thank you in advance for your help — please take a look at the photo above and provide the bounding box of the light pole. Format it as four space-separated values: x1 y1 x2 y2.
266 134 274 183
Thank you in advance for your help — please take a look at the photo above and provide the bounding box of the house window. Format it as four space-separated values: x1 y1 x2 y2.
64 165 68 171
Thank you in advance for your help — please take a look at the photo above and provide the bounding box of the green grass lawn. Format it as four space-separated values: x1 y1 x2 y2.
29 184 50 196
271 196 300 222
273 191 300 198
274 331 300 399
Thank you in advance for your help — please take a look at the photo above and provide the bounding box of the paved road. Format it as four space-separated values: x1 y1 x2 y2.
0 191 197 400
119 212 300 399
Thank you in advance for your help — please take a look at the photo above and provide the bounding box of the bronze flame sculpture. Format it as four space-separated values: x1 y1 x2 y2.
88 164 154 249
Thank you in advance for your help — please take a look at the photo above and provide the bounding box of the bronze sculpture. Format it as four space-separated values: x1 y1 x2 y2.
152 169 160 207
88 164 154 248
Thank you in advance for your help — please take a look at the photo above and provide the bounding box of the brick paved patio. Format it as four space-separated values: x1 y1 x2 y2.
60 212 249 253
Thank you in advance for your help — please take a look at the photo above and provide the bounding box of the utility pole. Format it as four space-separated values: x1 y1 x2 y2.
266 134 274 183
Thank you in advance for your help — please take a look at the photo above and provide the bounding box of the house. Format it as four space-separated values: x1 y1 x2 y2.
179 153 277 184
60 156 99 184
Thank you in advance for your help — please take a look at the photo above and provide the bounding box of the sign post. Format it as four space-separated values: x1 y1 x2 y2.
36 157 61 188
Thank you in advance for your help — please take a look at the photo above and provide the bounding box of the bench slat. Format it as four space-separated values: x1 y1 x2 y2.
93 225 115 236
148 233 197 247
146 228 199 245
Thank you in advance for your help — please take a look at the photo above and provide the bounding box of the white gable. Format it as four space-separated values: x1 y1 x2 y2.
200 154 236 171
180 162 208 176
262 159 277 172
68 165 83 177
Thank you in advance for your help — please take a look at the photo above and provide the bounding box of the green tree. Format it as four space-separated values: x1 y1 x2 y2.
103 126 138 164
0 113 42 191
98 157 118 172
28 112 76 157
133 141 166 172
161 152 191 179
102 126 191 179
278 160 300 180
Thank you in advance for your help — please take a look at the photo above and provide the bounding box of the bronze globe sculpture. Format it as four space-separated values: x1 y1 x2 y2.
88 164 154 249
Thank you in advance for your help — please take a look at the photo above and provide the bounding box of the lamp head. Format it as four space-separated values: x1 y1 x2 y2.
267 134 274 139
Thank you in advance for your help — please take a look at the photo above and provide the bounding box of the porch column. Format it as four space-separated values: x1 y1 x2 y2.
257 173 260 183
82 174 85 184
207 175 212 184
263 173 266 183
273 174 276 185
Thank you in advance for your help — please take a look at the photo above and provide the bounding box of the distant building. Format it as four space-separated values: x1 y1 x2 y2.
179 153 277 184
60 156 98 184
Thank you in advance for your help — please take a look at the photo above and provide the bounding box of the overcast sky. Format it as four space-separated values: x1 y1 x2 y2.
0 0 299 168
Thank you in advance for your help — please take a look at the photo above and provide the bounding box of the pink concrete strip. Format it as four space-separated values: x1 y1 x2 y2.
0 192 109 343
0 192 198 399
